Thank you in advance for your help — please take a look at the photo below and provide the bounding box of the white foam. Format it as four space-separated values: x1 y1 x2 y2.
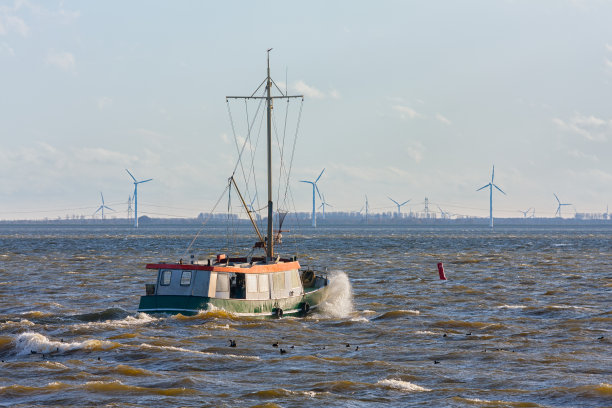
497 304 526 309
139 343 259 360
377 378 431 392
80 313 158 329
14 332 116 356
318 271 354 319
0 319 35 329
414 330 436 335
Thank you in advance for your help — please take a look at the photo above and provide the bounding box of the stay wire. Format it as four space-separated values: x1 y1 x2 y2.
181 181 231 259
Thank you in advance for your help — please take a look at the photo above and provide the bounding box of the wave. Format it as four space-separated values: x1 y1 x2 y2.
376 378 431 392
452 396 540 406
372 309 420 320
497 304 527 309
2 380 200 396
0 319 35 330
138 343 260 360
77 312 158 329
245 388 320 399
13 332 118 356
317 271 354 318
73 308 129 322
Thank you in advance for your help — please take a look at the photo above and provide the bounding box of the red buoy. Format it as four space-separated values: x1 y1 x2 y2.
437 262 447 280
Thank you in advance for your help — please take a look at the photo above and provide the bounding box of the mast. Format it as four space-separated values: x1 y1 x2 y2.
226 50 303 262
266 49 274 260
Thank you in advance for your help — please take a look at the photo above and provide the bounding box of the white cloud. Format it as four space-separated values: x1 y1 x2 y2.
97 97 113 110
45 50 75 72
405 141 425 163
605 58 612 71
329 89 341 99
0 41 14 56
606 43 612 52
436 113 452 125
392 105 424 119
553 113 611 141
565 148 599 162
293 80 325 99
0 14 29 36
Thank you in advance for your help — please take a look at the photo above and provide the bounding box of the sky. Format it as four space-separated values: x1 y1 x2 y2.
1 0 611 221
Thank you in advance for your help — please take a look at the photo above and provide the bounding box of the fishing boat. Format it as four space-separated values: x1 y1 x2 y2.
138 51 329 317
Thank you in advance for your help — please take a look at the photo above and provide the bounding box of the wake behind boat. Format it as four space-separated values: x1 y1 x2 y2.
138 51 330 317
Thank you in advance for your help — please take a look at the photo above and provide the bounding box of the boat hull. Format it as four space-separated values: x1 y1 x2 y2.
138 285 328 317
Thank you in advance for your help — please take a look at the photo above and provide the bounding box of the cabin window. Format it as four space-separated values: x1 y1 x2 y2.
216 273 229 292
272 272 285 290
246 274 258 293
288 269 300 288
180 271 192 286
160 270 172 286
258 274 269 293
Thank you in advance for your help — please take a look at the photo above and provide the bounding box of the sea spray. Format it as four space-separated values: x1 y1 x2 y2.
13 332 117 356
317 271 354 318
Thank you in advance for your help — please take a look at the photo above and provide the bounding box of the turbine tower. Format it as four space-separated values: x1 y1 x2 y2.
388 196 410 217
93 192 114 220
126 169 152 228
554 194 571 218
318 193 332 219
476 165 506 228
300 168 324 227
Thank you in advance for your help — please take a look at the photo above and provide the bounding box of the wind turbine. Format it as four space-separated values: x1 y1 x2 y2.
438 205 450 219
476 165 506 228
388 197 410 217
362 195 369 224
554 194 571 218
126 169 152 228
318 193 332 219
93 192 114 220
247 194 260 221
300 168 324 227
519 208 533 219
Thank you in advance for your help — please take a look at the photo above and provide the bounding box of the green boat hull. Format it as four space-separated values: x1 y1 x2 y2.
138 286 328 317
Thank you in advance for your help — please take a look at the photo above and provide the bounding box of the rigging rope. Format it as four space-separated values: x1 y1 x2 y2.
181 181 230 259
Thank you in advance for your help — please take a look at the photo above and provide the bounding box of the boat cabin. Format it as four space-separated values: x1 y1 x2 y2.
146 257 304 301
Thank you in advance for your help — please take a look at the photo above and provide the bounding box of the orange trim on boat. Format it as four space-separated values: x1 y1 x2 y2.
145 261 301 274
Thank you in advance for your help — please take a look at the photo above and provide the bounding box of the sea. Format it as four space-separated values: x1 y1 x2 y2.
0 224 610 407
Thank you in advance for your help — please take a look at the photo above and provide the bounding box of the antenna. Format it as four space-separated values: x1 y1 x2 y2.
476 165 506 228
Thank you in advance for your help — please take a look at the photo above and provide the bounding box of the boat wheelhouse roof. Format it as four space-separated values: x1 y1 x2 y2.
146 258 300 274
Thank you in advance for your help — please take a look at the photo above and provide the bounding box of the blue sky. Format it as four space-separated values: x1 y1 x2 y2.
1 0 611 220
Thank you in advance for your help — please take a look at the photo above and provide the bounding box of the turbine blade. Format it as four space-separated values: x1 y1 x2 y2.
493 184 506 195
388 196 399 206
476 183 490 191
491 165 495 183
126 169 137 182
315 184 322 200
299 180 313 184
315 168 325 183
139 178 153 184
400 200 410 206
554 193 560 204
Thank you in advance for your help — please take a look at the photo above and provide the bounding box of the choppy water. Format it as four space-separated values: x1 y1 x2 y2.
1 224 611 407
